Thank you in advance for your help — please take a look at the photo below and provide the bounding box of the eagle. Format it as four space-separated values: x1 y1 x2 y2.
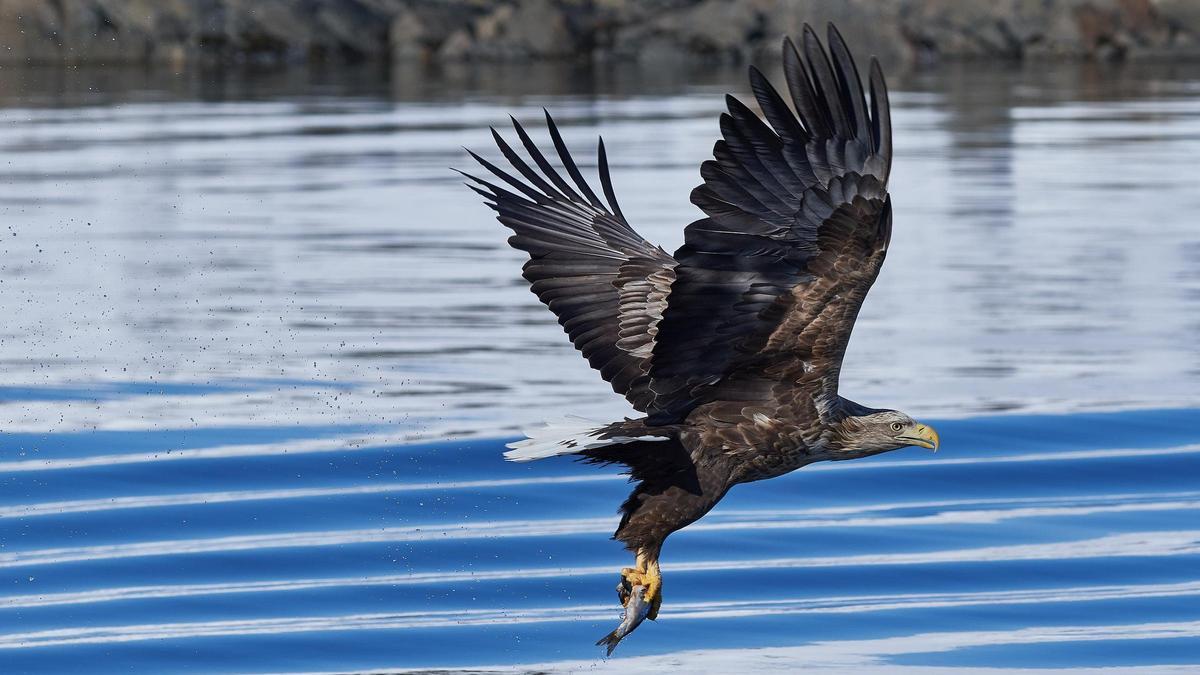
461 24 939 650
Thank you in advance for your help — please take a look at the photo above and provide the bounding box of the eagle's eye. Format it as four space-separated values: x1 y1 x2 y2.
890 422 903 432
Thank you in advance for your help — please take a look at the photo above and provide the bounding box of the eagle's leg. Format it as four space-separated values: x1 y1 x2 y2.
604 439 727 624
618 546 663 619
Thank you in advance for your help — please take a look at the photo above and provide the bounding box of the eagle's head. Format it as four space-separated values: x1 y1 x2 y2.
831 408 939 458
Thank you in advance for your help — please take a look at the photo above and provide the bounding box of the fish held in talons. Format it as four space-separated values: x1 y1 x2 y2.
596 581 652 655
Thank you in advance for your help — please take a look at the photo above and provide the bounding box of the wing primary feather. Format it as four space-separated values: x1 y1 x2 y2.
869 58 893 178
476 136 601 223
462 182 496 203
724 94 806 201
708 140 797 217
510 115 585 203
801 24 849 138
489 127 562 199
466 149 545 202
782 35 831 139
597 137 626 220
720 103 805 206
544 109 607 210
826 23 871 142
748 65 809 146
455 167 535 207
698 160 774 214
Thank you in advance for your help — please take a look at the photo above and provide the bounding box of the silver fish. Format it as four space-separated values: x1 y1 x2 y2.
596 582 652 655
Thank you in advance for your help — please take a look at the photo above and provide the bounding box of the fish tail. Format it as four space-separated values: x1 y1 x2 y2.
595 628 624 656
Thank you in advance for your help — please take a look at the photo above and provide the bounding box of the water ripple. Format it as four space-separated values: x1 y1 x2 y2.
4 582 1200 650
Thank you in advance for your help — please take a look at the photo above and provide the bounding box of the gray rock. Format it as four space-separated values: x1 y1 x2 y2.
390 9 429 59
654 0 767 59
468 0 575 59
0 0 1198 65
437 28 475 60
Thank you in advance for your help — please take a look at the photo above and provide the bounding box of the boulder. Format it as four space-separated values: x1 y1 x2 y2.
469 0 576 59
1 0 1199 65
611 0 768 62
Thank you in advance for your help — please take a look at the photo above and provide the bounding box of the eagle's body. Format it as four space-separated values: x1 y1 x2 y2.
577 396 918 553
463 24 938 651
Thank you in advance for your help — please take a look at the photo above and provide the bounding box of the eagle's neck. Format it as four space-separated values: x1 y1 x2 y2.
828 396 883 421
819 397 889 456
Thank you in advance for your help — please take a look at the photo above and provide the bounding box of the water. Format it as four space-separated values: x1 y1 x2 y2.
0 59 1198 672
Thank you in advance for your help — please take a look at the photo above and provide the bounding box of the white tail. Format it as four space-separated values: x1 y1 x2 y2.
504 415 667 462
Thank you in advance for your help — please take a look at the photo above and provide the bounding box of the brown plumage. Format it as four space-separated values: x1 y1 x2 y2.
462 24 939 652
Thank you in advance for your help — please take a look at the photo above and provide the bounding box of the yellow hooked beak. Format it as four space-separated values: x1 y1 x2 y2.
900 423 940 451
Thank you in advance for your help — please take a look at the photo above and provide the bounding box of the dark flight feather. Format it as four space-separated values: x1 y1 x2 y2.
463 113 677 412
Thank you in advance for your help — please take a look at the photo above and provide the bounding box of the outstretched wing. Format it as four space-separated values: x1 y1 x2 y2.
463 112 677 411
648 24 894 422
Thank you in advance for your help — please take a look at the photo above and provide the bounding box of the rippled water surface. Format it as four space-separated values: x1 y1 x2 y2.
1 60 1199 673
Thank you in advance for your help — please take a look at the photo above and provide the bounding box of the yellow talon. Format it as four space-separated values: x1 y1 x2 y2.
620 561 662 620
643 575 662 620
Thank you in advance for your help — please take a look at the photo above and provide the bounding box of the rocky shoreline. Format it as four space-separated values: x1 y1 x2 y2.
2 0 1199 66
